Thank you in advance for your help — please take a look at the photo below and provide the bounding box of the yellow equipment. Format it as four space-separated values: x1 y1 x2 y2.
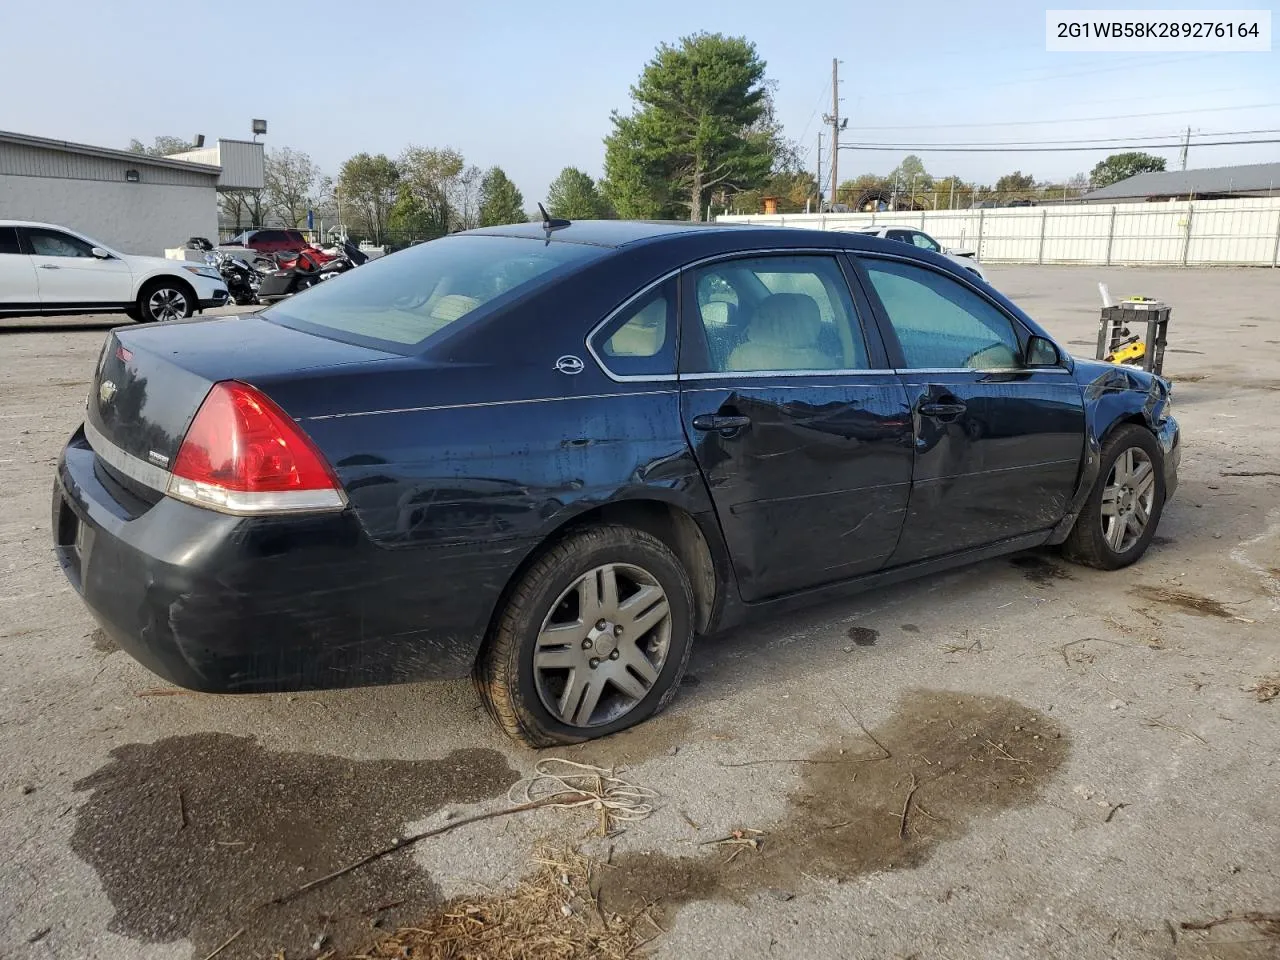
1096 297 1168 374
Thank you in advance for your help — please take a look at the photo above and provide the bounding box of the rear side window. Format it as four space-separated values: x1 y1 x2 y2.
0 227 20 255
590 279 677 379
686 255 870 374
263 236 605 351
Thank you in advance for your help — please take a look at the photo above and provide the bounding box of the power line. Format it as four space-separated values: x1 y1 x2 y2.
847 101 1280 132
838 136 1280 153
838 127 1280 149
796 78 831 159
873 52 1224 99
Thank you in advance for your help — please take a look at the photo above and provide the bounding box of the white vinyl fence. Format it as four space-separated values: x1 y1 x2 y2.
718 197 1280 267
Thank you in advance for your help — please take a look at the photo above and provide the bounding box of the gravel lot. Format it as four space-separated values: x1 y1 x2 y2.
1 268 1278 960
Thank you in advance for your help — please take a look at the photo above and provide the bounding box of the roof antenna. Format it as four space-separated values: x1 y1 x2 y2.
538 202 571 230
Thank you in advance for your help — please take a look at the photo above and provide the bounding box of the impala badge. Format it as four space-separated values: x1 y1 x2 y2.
98 380 117 404
554 355 585 375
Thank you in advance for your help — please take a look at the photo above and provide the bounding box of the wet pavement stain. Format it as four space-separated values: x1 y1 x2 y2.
70 735 517 960
1130 585 1233 619
87 628 117 654
1151 535 1175 547
1010 554 1075 586
846 626 879 647
598 690 1067 921
900 623 921 634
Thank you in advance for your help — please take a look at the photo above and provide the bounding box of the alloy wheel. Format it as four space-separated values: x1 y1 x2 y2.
533 563 672 728
148 288 188 321
1100 446 1156 553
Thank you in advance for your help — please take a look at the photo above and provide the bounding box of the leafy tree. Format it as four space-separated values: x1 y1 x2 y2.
603 33 776 221
128 135 195 157
930 176 971 209
453 165 483 231
733 169 819 214
995 171 1036 194
547 167 612 219
219 190 267 231
889 155 933 192
477 167 526 226
338 153 400 243
263 147 321 227
398 145 465 238
836 173 891 207
1091 151 1166 188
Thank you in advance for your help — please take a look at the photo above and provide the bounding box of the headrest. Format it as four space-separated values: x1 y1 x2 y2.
747 293 822 349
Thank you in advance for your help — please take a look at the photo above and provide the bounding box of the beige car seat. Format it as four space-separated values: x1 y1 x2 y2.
724 293 835 372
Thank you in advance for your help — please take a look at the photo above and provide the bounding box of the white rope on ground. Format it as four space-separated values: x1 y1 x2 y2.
508 758 658 823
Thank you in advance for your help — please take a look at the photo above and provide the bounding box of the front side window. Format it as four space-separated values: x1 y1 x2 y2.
26 228 94 258
591 279 676 378
862 258 1022 370
263 235 605 351
687 256 869 374
0 227 20 255
910 232 941 252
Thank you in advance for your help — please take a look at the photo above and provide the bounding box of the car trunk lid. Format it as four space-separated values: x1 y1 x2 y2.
84 315 400 495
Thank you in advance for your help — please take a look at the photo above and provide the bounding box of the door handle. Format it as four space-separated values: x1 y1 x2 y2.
692 413 751 433
919 401 967 418
38 264 60 270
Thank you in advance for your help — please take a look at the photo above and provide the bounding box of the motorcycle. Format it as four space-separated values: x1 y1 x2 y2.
257 240 369 303
203 249 261 306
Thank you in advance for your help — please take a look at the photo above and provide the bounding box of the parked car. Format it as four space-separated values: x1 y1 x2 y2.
52 222 1179 746
222 229 309 254
840 225 988 282
0 221 228 321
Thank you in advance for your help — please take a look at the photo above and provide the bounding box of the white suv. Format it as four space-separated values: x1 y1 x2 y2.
0 221 229 322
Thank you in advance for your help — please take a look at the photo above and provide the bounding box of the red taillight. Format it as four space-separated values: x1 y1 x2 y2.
167 381 345 515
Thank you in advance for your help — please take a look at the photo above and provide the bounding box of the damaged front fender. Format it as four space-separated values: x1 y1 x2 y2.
1047 359 1178 545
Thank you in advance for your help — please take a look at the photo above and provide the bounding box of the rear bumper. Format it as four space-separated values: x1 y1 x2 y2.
52 427 521 692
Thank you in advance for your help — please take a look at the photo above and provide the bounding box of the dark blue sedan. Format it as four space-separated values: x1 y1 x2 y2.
52 220 1179 745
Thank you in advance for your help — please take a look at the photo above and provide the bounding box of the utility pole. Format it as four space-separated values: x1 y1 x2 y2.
821 59 846 209
816 131 823 209
1179 126 1191 170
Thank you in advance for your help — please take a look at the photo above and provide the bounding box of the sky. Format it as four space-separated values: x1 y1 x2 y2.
2 0 1277 205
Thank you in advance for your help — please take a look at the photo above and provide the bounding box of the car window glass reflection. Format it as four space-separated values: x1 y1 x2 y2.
863 259 1020 369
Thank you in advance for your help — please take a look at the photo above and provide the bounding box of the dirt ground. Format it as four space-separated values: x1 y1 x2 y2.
1 267 1277 960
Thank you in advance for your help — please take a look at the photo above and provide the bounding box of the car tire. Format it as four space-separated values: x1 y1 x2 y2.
475 524 695 747
1063 423 1165 570
135 280 194 323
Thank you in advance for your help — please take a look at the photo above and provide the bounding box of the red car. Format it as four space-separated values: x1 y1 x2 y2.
223 229 309 254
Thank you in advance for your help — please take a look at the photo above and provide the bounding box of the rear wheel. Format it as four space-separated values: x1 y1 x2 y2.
1063 423 1164 570
136 280 193 323
475 525 695 747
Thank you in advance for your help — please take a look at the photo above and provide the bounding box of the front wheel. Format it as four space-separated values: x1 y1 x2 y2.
136 281 193 323
475 525 695 747
1063 423 1165 570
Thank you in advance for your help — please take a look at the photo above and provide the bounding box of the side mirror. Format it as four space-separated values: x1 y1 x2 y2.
1024 334 1063 368
90 247 111 259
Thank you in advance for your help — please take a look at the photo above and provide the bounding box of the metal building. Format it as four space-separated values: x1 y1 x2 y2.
0 131 262 255
1079 162 1280 203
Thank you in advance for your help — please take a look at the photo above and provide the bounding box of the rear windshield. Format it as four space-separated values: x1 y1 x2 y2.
262 235 605 351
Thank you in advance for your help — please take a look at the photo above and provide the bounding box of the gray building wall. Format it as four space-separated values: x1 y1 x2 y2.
0 138 219 255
